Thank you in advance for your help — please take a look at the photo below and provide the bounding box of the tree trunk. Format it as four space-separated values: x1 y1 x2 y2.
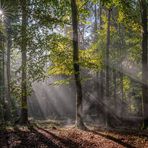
4 18 12 121
94 3 100 101
98 0 104 101
105 9 111 127
119 23 125 119
71 0 85 129
113 69 117 110
20 0 28 124
141 0 148 128
0 32 5 122
120 72 124 118
106 9 111 98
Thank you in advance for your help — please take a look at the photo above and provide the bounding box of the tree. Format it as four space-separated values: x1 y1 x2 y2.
71 0 86 129
5 0 19 121
19 0 28 124
105 8 112 127
4 17 12 121
105 9 111 100
0 29 5 122
141 0 148 128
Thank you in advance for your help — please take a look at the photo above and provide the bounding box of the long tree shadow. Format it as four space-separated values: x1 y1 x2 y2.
91 127 148 138
91 131 135 148
14 126 60 148
30 126 80 148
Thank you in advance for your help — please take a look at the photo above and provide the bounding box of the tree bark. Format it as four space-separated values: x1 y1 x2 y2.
4 17 12 121
113 69 117 110
141 0 148 128
106 9 111 98
99 1 104 101
71 0 85 129
0 32 5 122
120 72 124 117
20 0 28 124
105 9 111 127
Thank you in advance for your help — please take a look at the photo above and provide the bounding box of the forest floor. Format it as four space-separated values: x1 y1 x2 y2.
0 121 148 148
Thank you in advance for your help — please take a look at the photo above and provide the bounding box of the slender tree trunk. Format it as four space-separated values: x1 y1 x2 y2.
71 0 85 129
94 3 100 101
113 69 117 110
98 1 106 124
106 9 111 98
141 0 148 128
20 0 28 124
0 32 5 122
105 9 111 127
99 0 104 101
120 72 124 117
4 18 12 121
119 24 125 118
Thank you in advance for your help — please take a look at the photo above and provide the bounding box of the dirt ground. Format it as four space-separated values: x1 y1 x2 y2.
0 125 148 148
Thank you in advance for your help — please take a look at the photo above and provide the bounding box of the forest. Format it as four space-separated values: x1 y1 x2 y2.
0 0 148 147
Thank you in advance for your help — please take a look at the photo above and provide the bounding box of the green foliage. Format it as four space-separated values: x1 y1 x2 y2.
123 76 131 93
48 33 102 77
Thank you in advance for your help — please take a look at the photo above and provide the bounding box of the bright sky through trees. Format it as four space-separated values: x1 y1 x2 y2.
0 9 3 15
